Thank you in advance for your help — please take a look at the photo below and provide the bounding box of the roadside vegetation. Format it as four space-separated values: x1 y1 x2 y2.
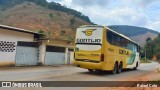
142 33 160 62
140 59 152 63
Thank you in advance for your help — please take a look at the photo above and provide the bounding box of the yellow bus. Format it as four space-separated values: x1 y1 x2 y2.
74 25 141 74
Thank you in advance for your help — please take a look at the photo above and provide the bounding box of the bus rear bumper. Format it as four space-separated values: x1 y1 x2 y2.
74 60 114 71
74 60 102 70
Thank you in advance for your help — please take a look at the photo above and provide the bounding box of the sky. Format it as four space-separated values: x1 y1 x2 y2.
46 0 160 32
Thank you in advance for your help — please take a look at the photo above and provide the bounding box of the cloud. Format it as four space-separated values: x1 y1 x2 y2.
72 0 110 7
135 0 159 8
47 0 63 2
148 21 160 32
46 0 160 32
119 0 160 9
88 7 149 26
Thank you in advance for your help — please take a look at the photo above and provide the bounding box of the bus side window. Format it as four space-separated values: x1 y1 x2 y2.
120 37 127 48
136 45 140 53
127 43 134 50
116 35 121 46
112 34 121 46
107 31 113 44
107 31 127 47
112 35 117 45
133 44 137 52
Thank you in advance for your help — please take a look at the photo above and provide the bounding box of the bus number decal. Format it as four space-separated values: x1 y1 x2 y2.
119 49 129 55
108 48 114 52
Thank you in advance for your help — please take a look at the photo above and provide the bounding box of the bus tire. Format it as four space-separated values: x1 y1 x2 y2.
112 62 118 74
133 62 138 70
88 69 94 72
117 62 122 74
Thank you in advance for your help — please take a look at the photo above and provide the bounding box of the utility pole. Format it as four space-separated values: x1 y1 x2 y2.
145 49 147 61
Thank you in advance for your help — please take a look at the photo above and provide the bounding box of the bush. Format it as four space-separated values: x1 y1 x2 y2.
140 58 151 63
70 16 75 25
48 13 53 19
36 29 44 34
60 30 66 36
141 57 149 61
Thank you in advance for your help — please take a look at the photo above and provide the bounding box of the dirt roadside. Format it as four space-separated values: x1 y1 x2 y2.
88 67 160 90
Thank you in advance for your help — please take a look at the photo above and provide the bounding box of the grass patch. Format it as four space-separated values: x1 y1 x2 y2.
140 59 152 63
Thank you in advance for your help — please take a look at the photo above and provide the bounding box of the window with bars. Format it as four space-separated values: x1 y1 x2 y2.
0 41 16 52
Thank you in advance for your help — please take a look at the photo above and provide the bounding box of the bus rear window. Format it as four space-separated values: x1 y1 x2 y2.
75 27 103 51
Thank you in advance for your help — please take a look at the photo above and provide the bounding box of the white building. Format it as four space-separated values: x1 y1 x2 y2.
0 24 74 67
39 39 74 66
0 25 42 66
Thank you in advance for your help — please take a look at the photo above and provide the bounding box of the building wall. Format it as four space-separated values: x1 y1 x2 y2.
38 42 46 64
39 40 74 65
0 29 34 66
69 52 74 64
46 40 73 49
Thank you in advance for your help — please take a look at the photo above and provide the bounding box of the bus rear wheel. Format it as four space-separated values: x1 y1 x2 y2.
88 69 94 72
112 63 118 74
133 62 138 70
117 63 122 74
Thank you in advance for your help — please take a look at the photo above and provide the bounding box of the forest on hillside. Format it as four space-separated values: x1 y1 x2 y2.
0 0 93 24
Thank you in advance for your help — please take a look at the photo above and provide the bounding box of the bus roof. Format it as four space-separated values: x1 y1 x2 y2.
79 25 104 28
79 25 140 46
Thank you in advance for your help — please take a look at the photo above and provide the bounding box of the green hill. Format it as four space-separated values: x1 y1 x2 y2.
0 0 93 24
0 0 159 46
108 25 159 37
0 0 92 40
108 25 159 46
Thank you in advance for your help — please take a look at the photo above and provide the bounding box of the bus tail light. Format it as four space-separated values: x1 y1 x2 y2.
100 54 104 62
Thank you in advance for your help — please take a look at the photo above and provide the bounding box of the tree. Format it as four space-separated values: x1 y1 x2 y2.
158 33 160 38
60 30 66 36
70 16 75 25
154 34 160 60
48 13 53 19
144 34 160 60
36 29 44 34
146 37 152 43
144 37 153 59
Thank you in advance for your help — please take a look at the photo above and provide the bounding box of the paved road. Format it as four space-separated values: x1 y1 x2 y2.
0 62 159 81
0 62 159 90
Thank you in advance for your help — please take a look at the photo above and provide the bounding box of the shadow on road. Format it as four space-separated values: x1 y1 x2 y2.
78 69 149 76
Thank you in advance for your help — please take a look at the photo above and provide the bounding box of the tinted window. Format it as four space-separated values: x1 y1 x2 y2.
107 31 113 44
120 37 127 48
107 31 125 47
107 30 139 51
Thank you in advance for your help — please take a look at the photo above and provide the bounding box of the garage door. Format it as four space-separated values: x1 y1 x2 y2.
45 46 65 65
15 42 39 66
